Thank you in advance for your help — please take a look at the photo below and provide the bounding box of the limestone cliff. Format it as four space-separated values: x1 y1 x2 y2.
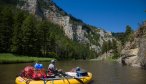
17 0 114 53
119 22 146 68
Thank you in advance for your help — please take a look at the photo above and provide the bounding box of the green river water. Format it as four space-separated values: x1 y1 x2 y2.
0 60 146 84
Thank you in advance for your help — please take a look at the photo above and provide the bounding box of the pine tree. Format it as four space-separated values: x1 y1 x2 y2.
101 41 108 53
107 40 112 51
112 39 120 59
36 20 50 56
21 15 40 55
124 25 133 42
0 7 13 52
11 10 26 54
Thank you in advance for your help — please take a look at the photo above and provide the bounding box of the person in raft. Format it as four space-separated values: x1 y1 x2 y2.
48 60 58 75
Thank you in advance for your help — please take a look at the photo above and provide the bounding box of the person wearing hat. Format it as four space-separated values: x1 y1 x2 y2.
48 60 57 75
48 60 56 70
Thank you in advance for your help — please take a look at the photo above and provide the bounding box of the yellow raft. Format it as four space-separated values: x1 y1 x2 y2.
15 72 92 84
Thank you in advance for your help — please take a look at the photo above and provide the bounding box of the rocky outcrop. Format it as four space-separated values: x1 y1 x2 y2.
17 0 114 53
98 30 113 45
17 0 43 18
97 50 114 60
120 23 146 68
137 37 146 68
18 0 37 14
120 48 140 67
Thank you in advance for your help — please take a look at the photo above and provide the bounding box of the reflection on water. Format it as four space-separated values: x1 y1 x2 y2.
0 61 146 84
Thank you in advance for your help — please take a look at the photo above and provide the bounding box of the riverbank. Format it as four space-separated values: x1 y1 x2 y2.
0 53 54 64
90 56 117 62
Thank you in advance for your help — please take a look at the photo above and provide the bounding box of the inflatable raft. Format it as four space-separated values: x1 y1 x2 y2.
15 72 92 84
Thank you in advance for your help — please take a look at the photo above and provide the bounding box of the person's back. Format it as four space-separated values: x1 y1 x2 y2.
48 63 55 70
48 60 56 75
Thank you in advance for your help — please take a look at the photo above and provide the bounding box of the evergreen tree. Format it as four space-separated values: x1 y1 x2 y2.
21 15 40 55
37 21 50 56
0 7 13 52
125 25 133 36
112 39 120 59
101 41 108 53
107 40 112 51
124 25 133 42
11 10 27 54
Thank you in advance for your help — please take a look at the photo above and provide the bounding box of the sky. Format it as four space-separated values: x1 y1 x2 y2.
53 0 146 32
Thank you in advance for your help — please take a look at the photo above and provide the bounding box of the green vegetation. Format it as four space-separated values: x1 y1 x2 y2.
111 39 120 59
0 0 17 5
101 39 115 54
105 56 117 61
0 2 97 63
0 53 53 64
112 25 134 45
69 15 83 25
109 25 134 59
102 39 120 59
124 25 134 42
112 32 124 43
83 25 100 46
38 0 48 9
101 39 120 59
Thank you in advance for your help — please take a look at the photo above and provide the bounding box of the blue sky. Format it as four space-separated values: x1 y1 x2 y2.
53 0 146 32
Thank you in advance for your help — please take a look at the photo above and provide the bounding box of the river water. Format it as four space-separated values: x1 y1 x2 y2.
0 60 146 84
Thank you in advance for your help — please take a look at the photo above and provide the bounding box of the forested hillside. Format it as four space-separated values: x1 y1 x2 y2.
0 4 97 60
0 0 117 60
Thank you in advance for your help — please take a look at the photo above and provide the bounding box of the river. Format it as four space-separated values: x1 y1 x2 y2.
0 60 146 84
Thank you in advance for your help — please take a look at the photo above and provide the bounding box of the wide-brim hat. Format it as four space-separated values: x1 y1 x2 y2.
51 60 56 63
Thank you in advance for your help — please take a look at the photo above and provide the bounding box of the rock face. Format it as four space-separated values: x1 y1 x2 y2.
17 0 114 53
19 0 37 14
120 23 146 68
18 0 43 17
137 37 146 68
120 48 140 67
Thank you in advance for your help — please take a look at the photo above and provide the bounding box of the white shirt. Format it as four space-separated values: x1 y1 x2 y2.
48 63 55 70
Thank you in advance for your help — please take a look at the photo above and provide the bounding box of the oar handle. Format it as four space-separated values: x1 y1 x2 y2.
42 76 48 84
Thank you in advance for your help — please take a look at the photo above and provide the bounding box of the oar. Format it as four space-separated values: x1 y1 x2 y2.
73 77 84 84
51 78 54 84
42 77 47 84
45 70 54 84
57 72 70 84
25 79 31 84
58 73 65 83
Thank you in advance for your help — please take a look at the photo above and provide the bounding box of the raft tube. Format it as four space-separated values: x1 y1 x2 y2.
15 72 92 84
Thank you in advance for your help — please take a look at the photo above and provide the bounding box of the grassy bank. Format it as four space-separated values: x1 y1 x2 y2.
105 56 117 62
0 53 54 64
